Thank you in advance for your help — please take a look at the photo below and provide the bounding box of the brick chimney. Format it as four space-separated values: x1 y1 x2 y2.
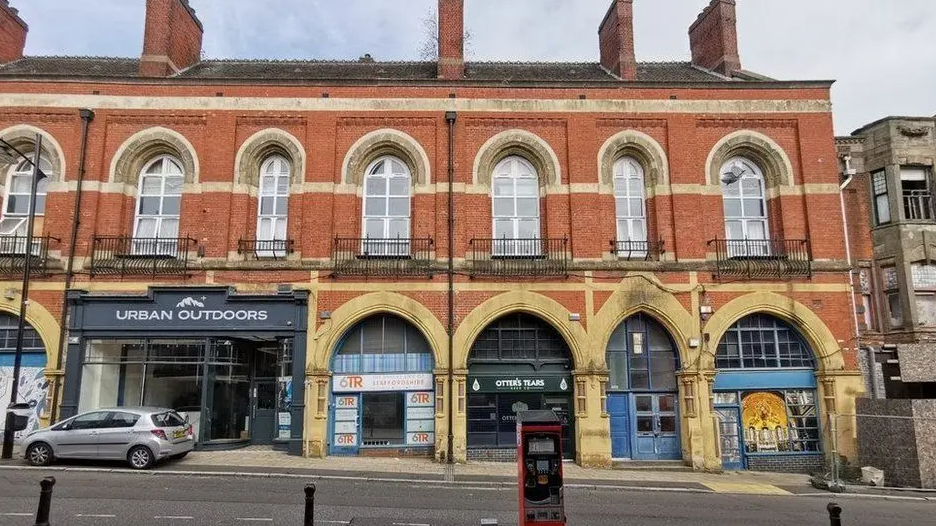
0 0 27 64
598 0 636 80
437 0 465 80
139 0 204 77
689 0 741 76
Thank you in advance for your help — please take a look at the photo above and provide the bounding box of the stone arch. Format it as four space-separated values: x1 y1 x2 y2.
313 292 448 371
0 125 66 182
591 282 695 370
341 129 431 187
701 292 845 372
473 129 562 188
598 130 670 194
453 291 589 371
706 130 795 188
0 293 61 368
234 128 306 187
109 127 199 185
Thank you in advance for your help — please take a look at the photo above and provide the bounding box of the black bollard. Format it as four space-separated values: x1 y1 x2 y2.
304 483 316 526
827 502 842 526
34 476 55 526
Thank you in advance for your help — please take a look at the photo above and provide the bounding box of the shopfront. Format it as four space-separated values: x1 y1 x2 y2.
713 314 823 472
0 313 48 439
605 313 681 461
329 314 436 456
61 287 308 455
467 314 575 460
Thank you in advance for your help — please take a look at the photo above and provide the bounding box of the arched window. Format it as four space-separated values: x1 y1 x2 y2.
257 155 290 257
716 314 815 370
334 314 432 373
133 156 184 255
362 156 411 256
721 157 769 256
0 155 52 237
492 156 540 256
613 157 647 254
606 313 678 391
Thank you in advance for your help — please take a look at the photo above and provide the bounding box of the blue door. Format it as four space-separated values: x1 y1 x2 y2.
633 393 680 460
716 407 744 470
608 394 631 459
329 393 360 455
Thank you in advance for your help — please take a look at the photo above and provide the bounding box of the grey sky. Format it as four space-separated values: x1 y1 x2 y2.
14 0 936 135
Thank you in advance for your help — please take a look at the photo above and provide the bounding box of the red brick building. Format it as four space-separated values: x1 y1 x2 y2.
0 0 862 472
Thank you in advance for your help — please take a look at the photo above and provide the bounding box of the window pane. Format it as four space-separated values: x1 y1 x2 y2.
390 160 406 176
615 198 627 218
743 199 765 218
260 197 274 215
135 218 157 238
635 396 652 412
10 174 30 193
274 197 288 216
607 352 628 391
258 218 274 240
492 197 513 217
746 221 767 240
387 219 409 239
141 176 161 194
261 175 276 195
364 197 386 216
516 178 538 197
164 159 183 175
369 160 386 176
630 220 647 242
6 195 28 215
629 198 643 217
876 195 891 223
365 176 386 196
162 196 181 216
388 197 409 217
274 218 287 239
159 219 179 238
725 221 743 240
389 176 409 196
493 219 513 239
139 197 161 215
493 178 513 197
277 174 289 194
723 198 742 218
165 176 183 195
515 198 538 217
145 160 164 175
722 180 741 197
517 219 539 239
364 218 384 239
741 177 762 196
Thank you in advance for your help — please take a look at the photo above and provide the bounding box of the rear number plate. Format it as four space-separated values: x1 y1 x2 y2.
172 429 186 439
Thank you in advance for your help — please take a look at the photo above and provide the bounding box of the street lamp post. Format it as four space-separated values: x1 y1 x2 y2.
1 133 46 460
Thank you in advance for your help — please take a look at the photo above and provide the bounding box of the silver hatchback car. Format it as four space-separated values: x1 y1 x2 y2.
21 407 195 470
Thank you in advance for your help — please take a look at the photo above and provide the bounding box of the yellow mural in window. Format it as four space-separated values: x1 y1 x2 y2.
741 391 789 453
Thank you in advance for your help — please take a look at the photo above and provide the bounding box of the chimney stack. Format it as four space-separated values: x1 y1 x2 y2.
689 0 741 77
598 0 636 80
139 0 204 77
437 0 465 80
0 0 27 64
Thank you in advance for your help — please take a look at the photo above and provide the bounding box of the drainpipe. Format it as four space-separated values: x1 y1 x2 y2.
445 110 457 464
50 108 94 424
838 171 864 375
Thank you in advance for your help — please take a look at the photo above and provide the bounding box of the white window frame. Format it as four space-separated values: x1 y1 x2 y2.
256 155 290 258
721 157 770 257
613 156 647 256
491 155 541 257
132 155 184 257
0 154 52 253
361 156 411 257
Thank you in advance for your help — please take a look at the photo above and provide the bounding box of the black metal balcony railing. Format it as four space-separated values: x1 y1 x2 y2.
903 190 934 221
708 238 812 279
237 238 295 260
610 239 665 261
0 235 58 276
468 238 569 277
90 236 198 277
332 237 434 277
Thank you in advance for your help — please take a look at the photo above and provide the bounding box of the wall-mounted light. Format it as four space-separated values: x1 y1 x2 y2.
688 338 700 349
569 313 581 322
319 311 332 320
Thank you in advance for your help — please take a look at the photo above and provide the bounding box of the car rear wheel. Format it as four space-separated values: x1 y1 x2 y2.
26 442 53 466
127 445 154 470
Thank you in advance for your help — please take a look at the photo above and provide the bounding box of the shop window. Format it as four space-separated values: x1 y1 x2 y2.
362 156 411 256
605 313 679 391
871 170 890 225
334 315 432 373
0 154 51 236
900 166 934 221
720 157 769 256
739 390 821 454
469 313 572 365
361 392 404 446
715 314 815 370
491 155 541 256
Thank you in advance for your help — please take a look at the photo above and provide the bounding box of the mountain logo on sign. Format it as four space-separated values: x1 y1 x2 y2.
176 297 206 309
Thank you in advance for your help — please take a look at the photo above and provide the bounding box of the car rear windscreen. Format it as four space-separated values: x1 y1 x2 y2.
151 412 185 427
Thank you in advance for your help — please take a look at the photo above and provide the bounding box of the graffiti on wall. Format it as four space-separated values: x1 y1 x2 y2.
0 367 49 440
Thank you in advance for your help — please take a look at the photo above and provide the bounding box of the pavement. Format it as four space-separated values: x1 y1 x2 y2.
1 469 935 526
2 445 932 500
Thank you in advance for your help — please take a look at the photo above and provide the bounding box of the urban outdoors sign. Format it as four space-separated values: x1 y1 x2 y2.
468 375 571 393
332 374 434 393
71 288 304 332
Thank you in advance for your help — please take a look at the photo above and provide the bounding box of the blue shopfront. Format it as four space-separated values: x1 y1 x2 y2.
606 314 681 461
61 287 309 455
712 314 823 472
328 314 436 457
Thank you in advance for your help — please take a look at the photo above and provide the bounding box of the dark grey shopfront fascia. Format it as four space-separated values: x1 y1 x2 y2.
61 287 308 456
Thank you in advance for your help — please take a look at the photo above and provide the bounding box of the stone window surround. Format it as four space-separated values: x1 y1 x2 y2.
0 125 65 184
597 129 669 198
342 128 431 189
110 126 199 186
234 128 305 190
705 130 795 193
472 129 562 190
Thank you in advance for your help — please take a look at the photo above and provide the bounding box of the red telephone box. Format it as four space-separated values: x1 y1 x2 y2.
517 410 566 525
